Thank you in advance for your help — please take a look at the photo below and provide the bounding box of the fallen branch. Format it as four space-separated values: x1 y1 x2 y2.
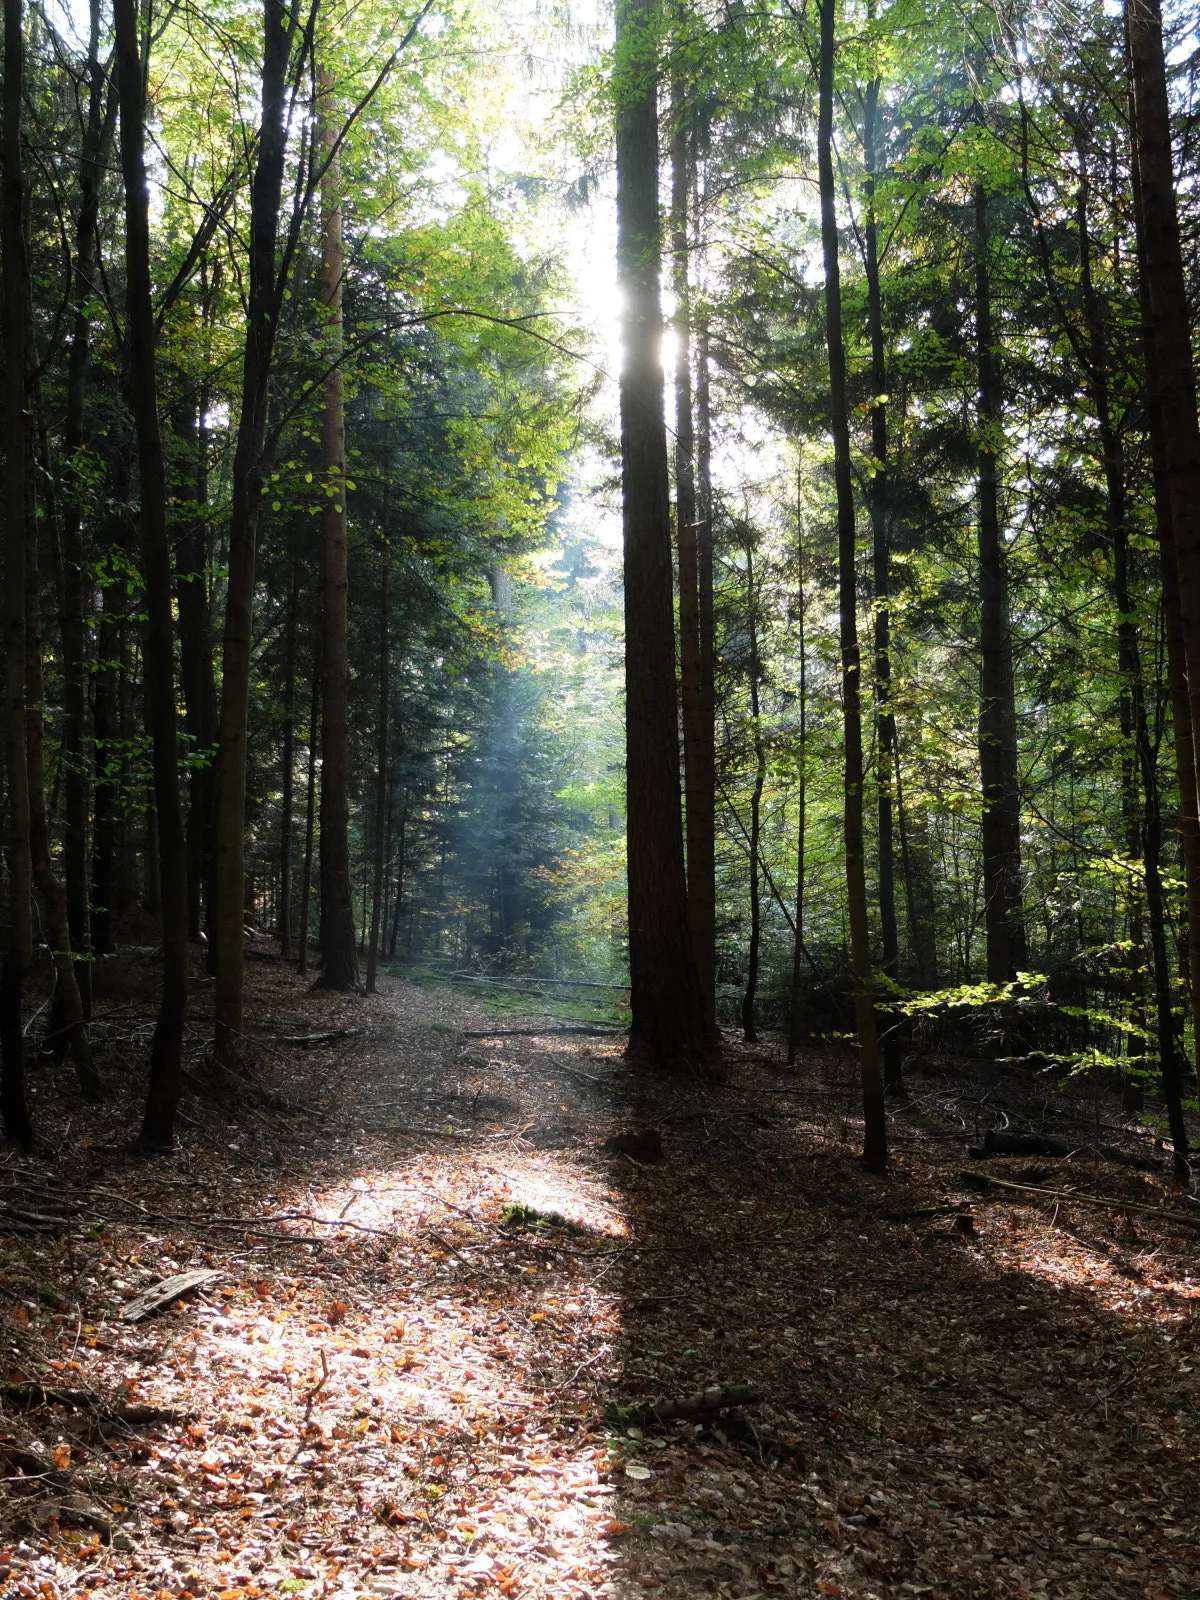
959 1171 1200 1231
254 1028 361 1046
1 1382 95 1409
461 1025 620 1038
0 1206 72 1235
0 1383 182 1427
547 1060 610 1087
605 1383 762 1430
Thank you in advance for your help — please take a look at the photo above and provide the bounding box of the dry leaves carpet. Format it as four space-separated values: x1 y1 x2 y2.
0 958 1197 1600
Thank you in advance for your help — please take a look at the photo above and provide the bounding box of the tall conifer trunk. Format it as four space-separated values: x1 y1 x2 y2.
741 546 765 1044
114 0 190 1148
974 186 1026 983
1 0 34 1151
316 65 358 991
25 458 99 1096
863 74 902 1087
614 0 707 1069
175 334 219 949
298 635 320 979
214 0 296 1054
389 803 407 958
59 0 112 1017
817 0 886 1171
787 489 808 1065
1128 0 1200 1130
1125 24 1196 1172
671 71 717 1048
366 554 390 995
278 557 300 957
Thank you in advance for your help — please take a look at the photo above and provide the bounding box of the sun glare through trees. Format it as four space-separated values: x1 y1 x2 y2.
0 0 1198 1596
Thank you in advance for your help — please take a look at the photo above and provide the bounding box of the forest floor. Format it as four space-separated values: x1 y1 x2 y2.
0 951 1198 1600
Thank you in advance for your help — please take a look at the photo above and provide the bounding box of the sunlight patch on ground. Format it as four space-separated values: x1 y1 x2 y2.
981 1210 1200 1324
116 1144 635 1598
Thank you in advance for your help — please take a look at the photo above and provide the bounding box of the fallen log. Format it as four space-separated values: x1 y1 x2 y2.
959 1171 1200 1231
605 1383 762 1431
982 1130 1071 1157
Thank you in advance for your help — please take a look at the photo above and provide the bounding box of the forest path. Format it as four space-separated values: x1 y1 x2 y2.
0 961 1197 1600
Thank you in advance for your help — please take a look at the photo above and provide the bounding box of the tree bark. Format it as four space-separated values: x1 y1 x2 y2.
1 0 34 1151
366 554 390 994
90 593 119 959
1125 32 1196 1173
58 0 113 1018
24 434 100 1097
817 0 886 1171
671 70 717 1049
389 802 407 958
974 185 1026 983
614 0 707 1070
741 545 765 1044
1127 0 1200 1132
316 65 358 992
895 738 938 986
278 556 300 957
863 75 903 1089
114 0 190 1149
787 484 808 1065
298 632 320 979
1073 147 1171 1136
214 0 296 1054
174 357 218 949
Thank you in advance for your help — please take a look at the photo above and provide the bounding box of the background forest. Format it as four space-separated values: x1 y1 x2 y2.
1 0 1198 1178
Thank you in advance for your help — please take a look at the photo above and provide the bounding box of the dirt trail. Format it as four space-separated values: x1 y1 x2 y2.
0 963 1197 1600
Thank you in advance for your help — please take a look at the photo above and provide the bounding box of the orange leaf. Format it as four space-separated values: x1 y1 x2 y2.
54 1444 71 1471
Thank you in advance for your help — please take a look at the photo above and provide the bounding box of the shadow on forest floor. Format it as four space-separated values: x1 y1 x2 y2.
0 949 1197 1600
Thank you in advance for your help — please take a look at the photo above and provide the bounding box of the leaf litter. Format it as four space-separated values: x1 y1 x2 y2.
0 958 1196 1600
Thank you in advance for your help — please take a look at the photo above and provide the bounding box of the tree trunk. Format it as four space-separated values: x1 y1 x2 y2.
1 0 33 1152
817 0 886 1171
298 632 320 979
58 0 113 1018
974 184 1026 984
278 556 300 957
1125 30 1196 1173
114 0 190 1150
214 0 295 1055
175 360 219 949
316 65 358 992
90 594 118 959
787 483 808 1065
895 740 938 986
24 437 100 1097
741 546 766 1043
389 803 407 958
366 555 390 995
671 70 717 1049
614 0 707 1070
1128 0 1200 1127
863 76 903 1090
694 232 717 1033
1074 147 1171 1137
